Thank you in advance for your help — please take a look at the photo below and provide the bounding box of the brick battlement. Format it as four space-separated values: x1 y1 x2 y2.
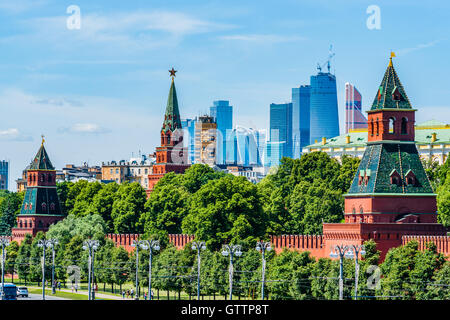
269 235 326 257
168 234 195 249
107 233 141 252
402 235 450 260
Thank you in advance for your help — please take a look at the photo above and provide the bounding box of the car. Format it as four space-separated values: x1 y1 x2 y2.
1 283 17 300
16 286 28 298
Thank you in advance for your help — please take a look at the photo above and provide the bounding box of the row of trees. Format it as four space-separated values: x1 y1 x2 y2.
3 215 449 300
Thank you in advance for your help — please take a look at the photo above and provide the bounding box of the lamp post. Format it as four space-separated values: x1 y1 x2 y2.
37 239 57 300
0 237 10 299
46 239 59 295
82 240 99 300
255 241 271 300
329 244 352 300
191 241 206 300
135 239 160 300
345 245 366 300
222 244 242 300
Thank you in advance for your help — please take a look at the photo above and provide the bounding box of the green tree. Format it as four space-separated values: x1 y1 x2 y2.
87 182 119 233
5 241 19 282
182 175 267 250
71 181 103 216
0 192 23 235
111 182 147 234
436 171 450 227
16 234 33 284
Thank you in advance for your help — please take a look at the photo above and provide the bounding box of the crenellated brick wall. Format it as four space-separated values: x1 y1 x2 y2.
402 235 450 260
106 233 141 253
168 234 195 249
269 235 326 257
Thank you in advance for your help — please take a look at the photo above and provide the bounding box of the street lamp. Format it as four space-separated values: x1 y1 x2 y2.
46 239 59 295
134 239 160 300
37 238 57 300
82 239 99 300
255 241 271 300
191 241 206 300
329 244 352 300
345 245 366 300
0 237 10 299
222 244 242 300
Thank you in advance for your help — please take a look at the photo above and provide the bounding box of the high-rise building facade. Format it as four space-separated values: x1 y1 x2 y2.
210 100 233 164
0 160 8 190
194 115 217 166
309 72 339 144
345 83 367 133
266 102 292 166
292 85 311 158
228 127 261 166
181 118 197 164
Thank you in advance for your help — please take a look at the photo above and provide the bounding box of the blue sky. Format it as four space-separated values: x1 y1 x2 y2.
0 0 449 190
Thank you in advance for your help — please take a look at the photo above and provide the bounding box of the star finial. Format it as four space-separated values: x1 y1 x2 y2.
169 67 177 81
41 134 45 146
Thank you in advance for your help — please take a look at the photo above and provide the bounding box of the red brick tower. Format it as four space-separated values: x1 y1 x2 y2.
11 137 64 244
323 55 447 260
147 68 190 195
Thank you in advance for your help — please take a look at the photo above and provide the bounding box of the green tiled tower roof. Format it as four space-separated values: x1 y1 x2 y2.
162 79 182 133
371 58 412 110
29 141 55 170
346 143 434 195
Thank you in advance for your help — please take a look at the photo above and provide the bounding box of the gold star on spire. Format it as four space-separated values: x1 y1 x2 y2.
41 134 45 146
389 51 396 67
169 67 177 81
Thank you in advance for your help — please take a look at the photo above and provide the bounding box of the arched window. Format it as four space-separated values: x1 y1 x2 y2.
352 208 356 214
50 203 55 211
389 117 396 134
42 202 47 211
401 117 408 135
370 119 374 136
376 118 379 135
360 207 364 214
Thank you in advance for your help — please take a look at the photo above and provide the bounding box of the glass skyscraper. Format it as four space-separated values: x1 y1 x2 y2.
181 118 197 164
210 100 233 164
0 160 8 190
267 102 292 166
292 85 311 158
345 83 367 133
309 72 339 144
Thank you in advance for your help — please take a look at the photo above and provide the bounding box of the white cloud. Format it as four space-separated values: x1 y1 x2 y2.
0 128 32 141
396 40 443 56
0 0 47 14
219 34 306 43
58 123 110 135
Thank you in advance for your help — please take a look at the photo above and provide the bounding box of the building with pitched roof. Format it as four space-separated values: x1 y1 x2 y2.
11 138 64 243
147 69 190 195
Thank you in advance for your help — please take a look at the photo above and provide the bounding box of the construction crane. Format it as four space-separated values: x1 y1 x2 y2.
317 45 335 73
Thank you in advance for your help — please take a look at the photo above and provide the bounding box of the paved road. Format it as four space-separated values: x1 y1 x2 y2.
18 293 69 300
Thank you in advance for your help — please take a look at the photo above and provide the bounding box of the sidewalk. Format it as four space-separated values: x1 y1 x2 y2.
28 286 135 300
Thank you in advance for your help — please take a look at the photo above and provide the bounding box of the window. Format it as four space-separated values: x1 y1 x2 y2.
376 118 379 136
50 203 55 211
389 117 396 134
42 202 47 211
116 168 119 174
370 119 374 136
110 169 113 174
360 207 364 214
401 117 408 135
352 208 356 214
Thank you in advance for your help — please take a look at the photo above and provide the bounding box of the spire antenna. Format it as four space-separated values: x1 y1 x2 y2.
41 134 45 146
169 67 177 82
389 51 396 67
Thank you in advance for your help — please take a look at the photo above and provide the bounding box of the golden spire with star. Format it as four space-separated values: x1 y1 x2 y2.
169 67 177 82
41 134 45 146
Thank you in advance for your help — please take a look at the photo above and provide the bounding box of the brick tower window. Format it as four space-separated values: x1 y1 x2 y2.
401 117 408 135
389 117 396 134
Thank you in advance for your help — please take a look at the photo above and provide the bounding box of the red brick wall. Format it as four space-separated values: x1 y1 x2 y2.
402 235 450 260
269 235 326 258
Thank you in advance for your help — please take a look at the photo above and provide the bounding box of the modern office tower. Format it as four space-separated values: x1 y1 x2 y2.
210 100 233 164
230 127 260 166
345 83 368 133
194 115 217 166
269 102 293 160
309 71 339 144
265 141 285 167
0 160 8 190
181 118 197 164
292 85 311 158
255 129 267 166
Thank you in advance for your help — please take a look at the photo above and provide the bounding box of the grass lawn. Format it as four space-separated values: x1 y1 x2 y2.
27 288 113 300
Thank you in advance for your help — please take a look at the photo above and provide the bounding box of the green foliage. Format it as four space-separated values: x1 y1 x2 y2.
111 182 147 234
437 171 450 227
182 175 267 250
0 191 23 235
